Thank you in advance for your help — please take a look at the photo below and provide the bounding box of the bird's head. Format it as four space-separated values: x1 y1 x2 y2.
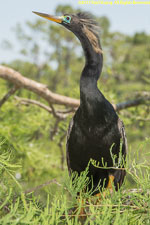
33 11 102 54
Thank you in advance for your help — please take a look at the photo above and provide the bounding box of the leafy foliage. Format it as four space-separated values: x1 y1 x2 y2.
0 141 150 224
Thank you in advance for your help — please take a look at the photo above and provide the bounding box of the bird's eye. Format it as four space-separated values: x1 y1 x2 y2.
63 16 71 24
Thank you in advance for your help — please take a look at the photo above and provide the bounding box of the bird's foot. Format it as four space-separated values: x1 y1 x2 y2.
106 174 115 194
95 174 115 202
72 197 87 224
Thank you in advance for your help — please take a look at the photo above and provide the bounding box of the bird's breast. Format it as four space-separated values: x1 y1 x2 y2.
67 116 120 172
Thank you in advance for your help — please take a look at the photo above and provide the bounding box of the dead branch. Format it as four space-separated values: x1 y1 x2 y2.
0 65 150 112
0 65 79 107
0 86 19 108
115 97 150 111
15 96 53 112
50 118 61 140
24 179 64 194
14 96 76 115
49 103 66 119
14 96 73 119
58 132 67 170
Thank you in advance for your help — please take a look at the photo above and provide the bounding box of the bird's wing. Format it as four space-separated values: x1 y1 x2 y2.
113 118 127 190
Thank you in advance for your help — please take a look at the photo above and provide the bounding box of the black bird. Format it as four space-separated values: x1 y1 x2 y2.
33 11 127 195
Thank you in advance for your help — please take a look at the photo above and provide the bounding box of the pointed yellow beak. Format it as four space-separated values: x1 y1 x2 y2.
32 11 63 23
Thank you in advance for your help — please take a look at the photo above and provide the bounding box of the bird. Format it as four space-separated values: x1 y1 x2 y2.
33 11 127 196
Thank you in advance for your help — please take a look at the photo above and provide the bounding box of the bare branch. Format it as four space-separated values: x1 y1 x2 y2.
0 65 80 107
49 103 63 119
0 86 19 108
24 179 65 194
15 96 53 113
58 132 67 170
15 96 76 115
50 118 61 140
115 97 150 111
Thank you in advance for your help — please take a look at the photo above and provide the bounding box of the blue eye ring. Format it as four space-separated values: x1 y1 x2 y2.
63 16 71 24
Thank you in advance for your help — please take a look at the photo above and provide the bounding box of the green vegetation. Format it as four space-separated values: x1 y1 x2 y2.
0 4 150 224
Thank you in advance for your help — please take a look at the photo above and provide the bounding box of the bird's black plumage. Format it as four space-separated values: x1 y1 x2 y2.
33 10 127 195
64 12 127 194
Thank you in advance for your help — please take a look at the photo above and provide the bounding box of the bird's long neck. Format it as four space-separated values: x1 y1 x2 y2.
80 31 103 68
76 28 103 107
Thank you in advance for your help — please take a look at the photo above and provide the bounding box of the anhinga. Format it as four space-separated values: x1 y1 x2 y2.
33 11 127 195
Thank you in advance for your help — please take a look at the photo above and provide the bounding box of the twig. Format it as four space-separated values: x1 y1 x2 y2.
115 97 150 111
58 132 67 170
49 103 64 119
15 96 53 113
0 86 19 108
0 201 10 213
15 96 75 119
24 179 65 194
50 118 61 140
50 205 150 218
0 65 79 107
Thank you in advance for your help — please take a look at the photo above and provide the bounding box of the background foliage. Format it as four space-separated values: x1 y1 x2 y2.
0 4 150 224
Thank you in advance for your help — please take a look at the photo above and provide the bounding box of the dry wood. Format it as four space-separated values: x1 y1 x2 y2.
0 65 79 108
0 86 19 108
